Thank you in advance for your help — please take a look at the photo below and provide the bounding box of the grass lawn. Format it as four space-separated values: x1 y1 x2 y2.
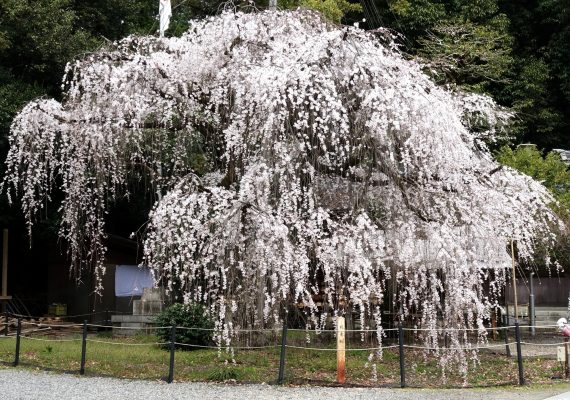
0 332 569 389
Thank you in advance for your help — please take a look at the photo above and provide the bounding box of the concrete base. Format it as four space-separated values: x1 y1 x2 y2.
111 314 156 336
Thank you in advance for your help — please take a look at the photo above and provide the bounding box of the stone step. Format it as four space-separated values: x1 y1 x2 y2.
111 315 155 324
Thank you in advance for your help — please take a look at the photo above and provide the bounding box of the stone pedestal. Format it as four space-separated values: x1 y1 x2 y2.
112 288 165 335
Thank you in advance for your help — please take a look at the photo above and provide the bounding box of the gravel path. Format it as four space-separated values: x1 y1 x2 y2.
1 369 569 400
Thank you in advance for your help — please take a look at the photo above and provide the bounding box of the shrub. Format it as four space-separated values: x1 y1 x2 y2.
207 366 242 381
154 303 214 349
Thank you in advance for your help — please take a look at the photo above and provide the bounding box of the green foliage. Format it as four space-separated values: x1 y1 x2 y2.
154 303 214 349
0 0 99 87
303 0 362 24
0 69 45 147
419 16 513 91
388 0 446 36
498 0 570 148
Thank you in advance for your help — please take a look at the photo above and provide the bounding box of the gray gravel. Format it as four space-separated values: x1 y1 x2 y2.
1 369 569 400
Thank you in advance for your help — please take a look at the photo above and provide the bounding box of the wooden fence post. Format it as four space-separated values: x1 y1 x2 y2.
337 316 346 384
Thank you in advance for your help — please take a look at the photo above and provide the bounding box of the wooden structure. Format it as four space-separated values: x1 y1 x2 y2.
1 229 12 312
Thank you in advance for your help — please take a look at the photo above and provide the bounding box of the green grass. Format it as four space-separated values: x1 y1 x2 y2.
0 333 569 388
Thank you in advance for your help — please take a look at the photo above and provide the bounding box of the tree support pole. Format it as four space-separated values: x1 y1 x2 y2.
529 273 535 337
398 323 406 388
511 240 518 322
80 320 87 375
504 326 511 357
515 322 524 385
278 322 288 385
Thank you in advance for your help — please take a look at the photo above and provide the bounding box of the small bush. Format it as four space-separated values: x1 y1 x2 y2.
154 303 214 349
207 366 242 381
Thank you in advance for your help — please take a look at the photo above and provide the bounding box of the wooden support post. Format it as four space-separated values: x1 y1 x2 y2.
2 229 8 313
504 326 511 358
278 322 288 385
337 316 346 384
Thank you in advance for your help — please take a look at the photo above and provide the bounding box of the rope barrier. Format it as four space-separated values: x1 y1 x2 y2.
287 327 398 333
175 326 281 332
86 339 168 346
13 335 566 352
20 321 82 329
285 344 400 351
173 342 280 350
4 314 564 335
21 336 82 343
520 341 570 347
7 321 566 335
5 310 130 320
85 324 169 330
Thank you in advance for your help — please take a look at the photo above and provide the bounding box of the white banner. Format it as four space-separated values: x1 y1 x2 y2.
159 0 172 37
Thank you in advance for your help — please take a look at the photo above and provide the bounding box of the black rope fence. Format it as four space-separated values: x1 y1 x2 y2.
1 311 568 387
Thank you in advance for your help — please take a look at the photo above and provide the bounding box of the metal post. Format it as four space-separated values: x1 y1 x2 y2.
105 309 110 331
398 323 406 388
564 337 570 379
514 322 524 385
504 326 511 357
168 325 176 383
529 273 535 336
80 320 87 375
4 310 8 336
278 322 288 385
13 318 21 366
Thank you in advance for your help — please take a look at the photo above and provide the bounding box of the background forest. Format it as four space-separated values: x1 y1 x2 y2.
0 0 568 254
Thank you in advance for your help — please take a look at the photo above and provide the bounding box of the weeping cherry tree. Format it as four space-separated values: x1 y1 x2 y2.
2 10 563 374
